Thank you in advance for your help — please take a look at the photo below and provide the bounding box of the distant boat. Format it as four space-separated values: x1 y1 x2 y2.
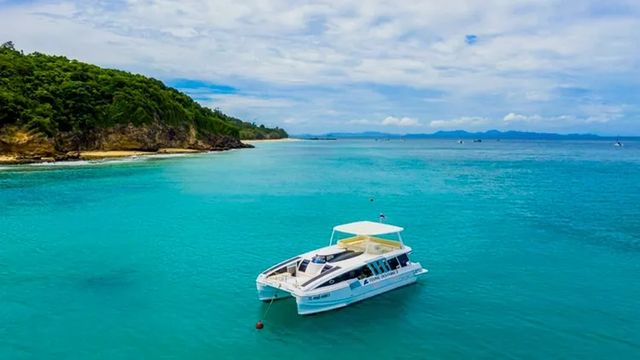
614 137 624 147
457 140 464 144
473 139 482 143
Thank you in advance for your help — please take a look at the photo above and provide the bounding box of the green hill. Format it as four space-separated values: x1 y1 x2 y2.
0 42 287 160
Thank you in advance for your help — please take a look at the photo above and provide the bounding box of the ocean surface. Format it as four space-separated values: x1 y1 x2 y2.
1 139 639 359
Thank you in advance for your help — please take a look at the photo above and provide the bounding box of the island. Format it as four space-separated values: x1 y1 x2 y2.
0 42 287 164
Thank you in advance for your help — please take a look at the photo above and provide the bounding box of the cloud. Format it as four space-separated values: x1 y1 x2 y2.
0 0 639 134
204 94 294 111
582 104 625 123
349 116 421 127
502 113 529 122
429 117 489 129
381 116 421 126
4 0 639 90
501 106 627 133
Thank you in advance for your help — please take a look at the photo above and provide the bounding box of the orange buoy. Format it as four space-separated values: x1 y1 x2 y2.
255 321 264 330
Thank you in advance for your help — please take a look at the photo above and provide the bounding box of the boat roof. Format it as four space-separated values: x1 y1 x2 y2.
333 221 403 236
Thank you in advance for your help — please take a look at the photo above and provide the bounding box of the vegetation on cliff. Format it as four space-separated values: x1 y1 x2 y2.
0 42 287 158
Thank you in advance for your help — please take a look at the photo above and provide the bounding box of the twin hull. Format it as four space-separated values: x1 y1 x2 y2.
257 263 424 315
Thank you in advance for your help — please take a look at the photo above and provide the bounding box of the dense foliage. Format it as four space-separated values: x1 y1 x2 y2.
0 42 287 140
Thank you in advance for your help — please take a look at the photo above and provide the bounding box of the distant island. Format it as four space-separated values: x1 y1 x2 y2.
296 130 638 140
0 42 287 164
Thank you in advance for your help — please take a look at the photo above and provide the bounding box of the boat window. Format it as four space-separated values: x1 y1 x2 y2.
319 272 350 288
369 261 381 274
388 257 400 269
397 253 409 267
321 265 334 273
328 250 364 263
379 259 391 272
318 265 373 288
301 266 341 287
272 266 288 275
261 256 301 275
311 255 327 264
298 259 310 272
360 265 373 279
370 259 392 274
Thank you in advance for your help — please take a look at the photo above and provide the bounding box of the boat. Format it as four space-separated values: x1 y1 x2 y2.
473 139 482 143
614 136 624 147
457 140 464 144
256 220 428 315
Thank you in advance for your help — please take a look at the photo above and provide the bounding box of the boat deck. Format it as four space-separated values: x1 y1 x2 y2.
262 236 407 290
337 235 402 255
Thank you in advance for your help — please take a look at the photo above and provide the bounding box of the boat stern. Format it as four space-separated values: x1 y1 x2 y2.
256 281 293 301
256 272 300 301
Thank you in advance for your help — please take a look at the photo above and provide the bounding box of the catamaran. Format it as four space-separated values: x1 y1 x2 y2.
256 220 428 315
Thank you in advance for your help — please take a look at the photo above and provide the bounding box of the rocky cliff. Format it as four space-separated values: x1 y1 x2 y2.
0 123 252 162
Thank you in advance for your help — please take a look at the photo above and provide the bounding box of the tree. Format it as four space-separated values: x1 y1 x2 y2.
1 41 15 50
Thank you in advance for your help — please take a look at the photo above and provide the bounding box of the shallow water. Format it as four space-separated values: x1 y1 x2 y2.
1 139 639 359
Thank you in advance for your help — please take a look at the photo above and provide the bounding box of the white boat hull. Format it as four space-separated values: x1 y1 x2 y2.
294 264 426 315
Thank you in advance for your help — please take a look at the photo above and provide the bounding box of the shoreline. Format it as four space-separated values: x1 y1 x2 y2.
0 138 298 165
0 148 207 165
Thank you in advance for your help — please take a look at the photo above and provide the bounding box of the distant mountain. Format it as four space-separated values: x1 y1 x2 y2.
404 130 606 140
296 130 637 140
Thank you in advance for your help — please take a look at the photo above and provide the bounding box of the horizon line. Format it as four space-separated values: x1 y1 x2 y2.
292 129 640 138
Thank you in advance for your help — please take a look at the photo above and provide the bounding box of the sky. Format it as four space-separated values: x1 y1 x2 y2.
1 0 639 135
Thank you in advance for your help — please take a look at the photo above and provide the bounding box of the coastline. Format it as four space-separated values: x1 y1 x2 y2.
0 148 206 165
0 140 297 165
242 138 302 145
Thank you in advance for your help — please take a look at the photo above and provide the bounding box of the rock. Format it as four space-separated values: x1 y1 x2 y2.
2 122 253 161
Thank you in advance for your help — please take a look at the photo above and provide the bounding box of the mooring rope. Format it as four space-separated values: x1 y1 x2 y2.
262 295 276 321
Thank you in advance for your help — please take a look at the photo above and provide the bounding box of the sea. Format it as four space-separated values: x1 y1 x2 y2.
1 139 639 359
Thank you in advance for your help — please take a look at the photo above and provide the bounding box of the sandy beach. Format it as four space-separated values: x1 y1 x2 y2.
79 148 201 159
0 155 17 164
0 141 297 165
0 148 207 164
79 150 154 159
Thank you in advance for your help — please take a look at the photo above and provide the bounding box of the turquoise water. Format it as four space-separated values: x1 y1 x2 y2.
1 140 639 359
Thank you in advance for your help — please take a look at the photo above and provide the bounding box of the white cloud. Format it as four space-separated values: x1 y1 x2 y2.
3 0 639 91
381 116 421 126
205 94 294 111
347 119 375 125
1 0 639 133
501 107 627 132
503 113 529 122
349 116 421 127
429 117 489 129
282 117 306 124
582 104 625 123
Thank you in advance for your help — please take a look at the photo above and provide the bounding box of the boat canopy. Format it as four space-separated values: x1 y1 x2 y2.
333 221 403 236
